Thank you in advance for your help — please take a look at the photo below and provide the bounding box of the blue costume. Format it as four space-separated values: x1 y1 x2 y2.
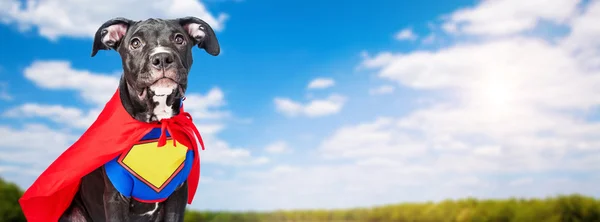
105 128 195 203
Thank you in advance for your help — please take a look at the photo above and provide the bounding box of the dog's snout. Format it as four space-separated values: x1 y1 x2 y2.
150 52 175 70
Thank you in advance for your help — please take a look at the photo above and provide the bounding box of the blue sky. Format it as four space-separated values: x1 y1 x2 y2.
1 0 600 211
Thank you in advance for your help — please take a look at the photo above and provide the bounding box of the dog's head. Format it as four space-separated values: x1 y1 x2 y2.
91 17 219 122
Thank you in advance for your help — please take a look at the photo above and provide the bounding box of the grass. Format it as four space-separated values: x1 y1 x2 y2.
183 194 600 222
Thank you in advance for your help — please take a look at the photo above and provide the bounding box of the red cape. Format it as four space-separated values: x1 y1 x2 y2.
18 88 205 222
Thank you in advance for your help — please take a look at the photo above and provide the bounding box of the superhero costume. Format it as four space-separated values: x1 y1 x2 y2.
18 88 205 222
104 128 195 203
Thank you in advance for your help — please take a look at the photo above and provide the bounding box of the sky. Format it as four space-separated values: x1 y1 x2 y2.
1 0 600 212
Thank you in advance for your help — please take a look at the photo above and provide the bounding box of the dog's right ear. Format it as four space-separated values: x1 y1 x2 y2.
91 17 134 57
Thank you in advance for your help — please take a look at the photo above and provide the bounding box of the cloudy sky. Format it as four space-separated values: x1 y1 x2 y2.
1 0 600 211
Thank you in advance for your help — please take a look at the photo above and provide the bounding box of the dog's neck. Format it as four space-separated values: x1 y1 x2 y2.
118 76 182 122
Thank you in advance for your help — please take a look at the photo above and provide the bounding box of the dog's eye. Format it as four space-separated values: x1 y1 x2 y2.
130 38 142 49
174 34 185 45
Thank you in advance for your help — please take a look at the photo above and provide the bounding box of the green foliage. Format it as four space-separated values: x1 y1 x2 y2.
1 177 600 222
184 195 600 222
0 177 26 222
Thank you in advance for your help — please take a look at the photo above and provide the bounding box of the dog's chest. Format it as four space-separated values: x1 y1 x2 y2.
104 128 194 203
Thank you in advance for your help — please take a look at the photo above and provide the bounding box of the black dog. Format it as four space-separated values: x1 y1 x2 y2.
58 17 219 222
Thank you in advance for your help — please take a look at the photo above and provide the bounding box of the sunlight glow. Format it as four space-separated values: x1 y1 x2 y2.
470 76 518 115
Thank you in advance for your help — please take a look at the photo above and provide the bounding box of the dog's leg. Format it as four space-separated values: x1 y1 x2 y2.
102 168 131 221
162 181 189 222
59 195 91 222
59 206 90 222
60 168 105 222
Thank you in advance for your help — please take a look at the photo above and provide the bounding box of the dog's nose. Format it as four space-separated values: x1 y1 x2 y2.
150 52 175 70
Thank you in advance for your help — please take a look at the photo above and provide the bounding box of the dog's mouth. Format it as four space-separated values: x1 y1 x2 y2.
138 78 184 99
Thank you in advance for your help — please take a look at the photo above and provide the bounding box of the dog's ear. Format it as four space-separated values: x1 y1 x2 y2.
91 17 134 57
176 17 220 56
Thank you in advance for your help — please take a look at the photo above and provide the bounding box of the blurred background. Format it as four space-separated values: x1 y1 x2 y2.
1 0 600 221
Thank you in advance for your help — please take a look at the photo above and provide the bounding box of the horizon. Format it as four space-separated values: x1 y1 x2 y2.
1 0 600 212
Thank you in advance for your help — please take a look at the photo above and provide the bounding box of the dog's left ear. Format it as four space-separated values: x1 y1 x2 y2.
175 17 220 56
91 17 134 57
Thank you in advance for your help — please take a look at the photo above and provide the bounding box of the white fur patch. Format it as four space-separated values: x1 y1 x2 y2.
150 46 171 57
151 86 174 95
150 85 175 121
185 23 206 39
142 203 159 216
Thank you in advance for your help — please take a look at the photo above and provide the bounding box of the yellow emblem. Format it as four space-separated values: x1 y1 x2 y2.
118 138 189 192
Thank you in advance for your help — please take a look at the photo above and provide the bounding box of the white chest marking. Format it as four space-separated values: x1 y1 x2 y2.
150 86 174 120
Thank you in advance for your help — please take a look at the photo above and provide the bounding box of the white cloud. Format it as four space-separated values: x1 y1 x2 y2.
0 124 77 185
183 89 267 167
274 3 600 205
264 141 293 154
307 77 335 89
0 124 75 154
274 94 347 117
509 177 535 186
368 85 395 95
362 37 600 111
192 163 438 210
472 145 502 157
562 0 600 69
354 36 600 173
444 176 484 188
191 162 600 211
395 28 418 41
188 0 600 210
273 98 303 115
441 0 580 36
200 133 270 166
3 104 100 129
353 0 600 176
191 0 600 211
195 123 226 135
184 87 231 120
0 82 12 101
319 117 428 160
421 34 436 44
24 60 120 106
0 0 227 40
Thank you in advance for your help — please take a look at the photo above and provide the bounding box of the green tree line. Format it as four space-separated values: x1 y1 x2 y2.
0 177 26 222
183 194 600 222
1 177 599 221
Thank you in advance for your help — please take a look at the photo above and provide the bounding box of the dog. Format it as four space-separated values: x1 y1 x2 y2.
57 17 220 222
